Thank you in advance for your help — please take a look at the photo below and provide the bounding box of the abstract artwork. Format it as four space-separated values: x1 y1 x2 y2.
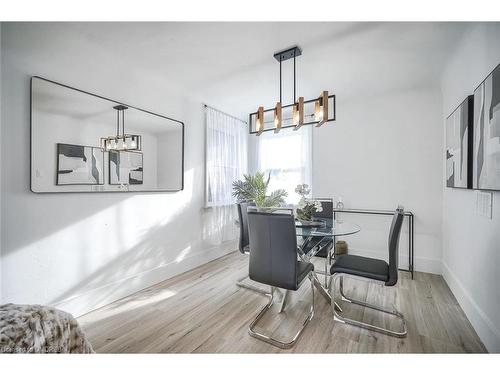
109 150 143 185
56 143 104 185
446 96 473 189
473 63 500 190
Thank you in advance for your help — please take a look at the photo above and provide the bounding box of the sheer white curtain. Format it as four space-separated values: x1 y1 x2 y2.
252 126 312 204
204 106 248 245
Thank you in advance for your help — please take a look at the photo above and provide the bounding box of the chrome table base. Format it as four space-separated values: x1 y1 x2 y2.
278 272 342 315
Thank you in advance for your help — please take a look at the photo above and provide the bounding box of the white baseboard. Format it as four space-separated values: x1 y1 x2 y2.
348 247 442 274
54 241 237 318
442 262 500 353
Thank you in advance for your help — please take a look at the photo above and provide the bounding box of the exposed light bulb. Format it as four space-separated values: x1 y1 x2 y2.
292 104 299 125
314 100 321 122
293 97 304 131
274 102 282 134
316 91 329 127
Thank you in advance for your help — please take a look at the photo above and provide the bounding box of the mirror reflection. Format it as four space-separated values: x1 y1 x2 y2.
31 77 184 193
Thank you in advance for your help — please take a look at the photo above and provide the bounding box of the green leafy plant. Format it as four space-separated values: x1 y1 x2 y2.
232 172 287 208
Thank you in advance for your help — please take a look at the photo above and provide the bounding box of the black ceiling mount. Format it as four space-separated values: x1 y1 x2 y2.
273 46 302 62
273 46 302 103
113 105 128 111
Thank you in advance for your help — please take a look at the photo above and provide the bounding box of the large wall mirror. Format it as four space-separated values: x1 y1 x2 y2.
31 77 184 193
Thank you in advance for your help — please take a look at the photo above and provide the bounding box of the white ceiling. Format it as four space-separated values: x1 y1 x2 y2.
32 76 181 134
6 22 470 118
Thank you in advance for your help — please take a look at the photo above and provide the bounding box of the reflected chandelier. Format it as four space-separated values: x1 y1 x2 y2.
100 105 142 151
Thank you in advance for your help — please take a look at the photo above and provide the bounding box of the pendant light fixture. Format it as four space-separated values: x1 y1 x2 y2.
100 105 142 151
249 46 336 135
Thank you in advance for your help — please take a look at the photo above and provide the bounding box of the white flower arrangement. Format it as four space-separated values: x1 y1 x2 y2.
295 183 311 197
295 184 323 221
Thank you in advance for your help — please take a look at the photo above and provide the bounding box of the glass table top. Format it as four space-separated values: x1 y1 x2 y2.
295 219 361 237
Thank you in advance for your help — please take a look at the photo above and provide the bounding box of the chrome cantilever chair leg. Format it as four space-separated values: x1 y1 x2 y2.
248 274 315 349
324 254 329 287
324 248 335 288
330 273 407 338
278 290 288 313
236 274 269 295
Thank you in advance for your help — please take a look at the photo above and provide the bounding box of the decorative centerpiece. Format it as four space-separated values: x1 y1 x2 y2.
295 184 323 223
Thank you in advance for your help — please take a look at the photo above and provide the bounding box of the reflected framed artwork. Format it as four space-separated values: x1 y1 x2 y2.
56 143 104 185
109 150 144 185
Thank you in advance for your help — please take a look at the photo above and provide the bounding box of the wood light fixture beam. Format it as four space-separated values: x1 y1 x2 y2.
256 106 265 136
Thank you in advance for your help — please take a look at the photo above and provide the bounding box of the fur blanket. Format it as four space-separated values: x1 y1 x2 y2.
0 304 94 354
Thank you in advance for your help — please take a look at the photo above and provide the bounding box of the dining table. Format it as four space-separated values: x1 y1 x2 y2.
278 218 361 312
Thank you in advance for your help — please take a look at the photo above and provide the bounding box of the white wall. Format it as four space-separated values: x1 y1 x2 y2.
440 23 500 353
157 130 183 188
0 23 236 316
313 88 444 273
0 23 2 302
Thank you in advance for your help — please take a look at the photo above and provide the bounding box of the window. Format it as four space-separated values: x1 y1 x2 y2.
253 126 312 204
205 106 248 207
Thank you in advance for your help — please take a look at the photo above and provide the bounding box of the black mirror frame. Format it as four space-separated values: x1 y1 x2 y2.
30 76 185 193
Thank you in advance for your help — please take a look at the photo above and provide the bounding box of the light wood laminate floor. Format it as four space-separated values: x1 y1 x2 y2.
79 251 487 353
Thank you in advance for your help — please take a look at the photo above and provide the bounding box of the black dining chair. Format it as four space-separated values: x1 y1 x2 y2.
329 206 407 337
247 209 315 349
311 197 334 253
235 202 268 295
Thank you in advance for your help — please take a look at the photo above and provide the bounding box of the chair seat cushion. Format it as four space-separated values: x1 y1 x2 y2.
296 261 314 287
330 254 389 282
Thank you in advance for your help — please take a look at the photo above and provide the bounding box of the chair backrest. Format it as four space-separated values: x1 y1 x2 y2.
247 210 299 290
236 201 255 254
312 198 334 220
386 206 405 286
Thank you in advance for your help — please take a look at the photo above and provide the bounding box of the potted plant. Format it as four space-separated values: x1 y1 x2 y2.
232 172 287 208
295 184 323 223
